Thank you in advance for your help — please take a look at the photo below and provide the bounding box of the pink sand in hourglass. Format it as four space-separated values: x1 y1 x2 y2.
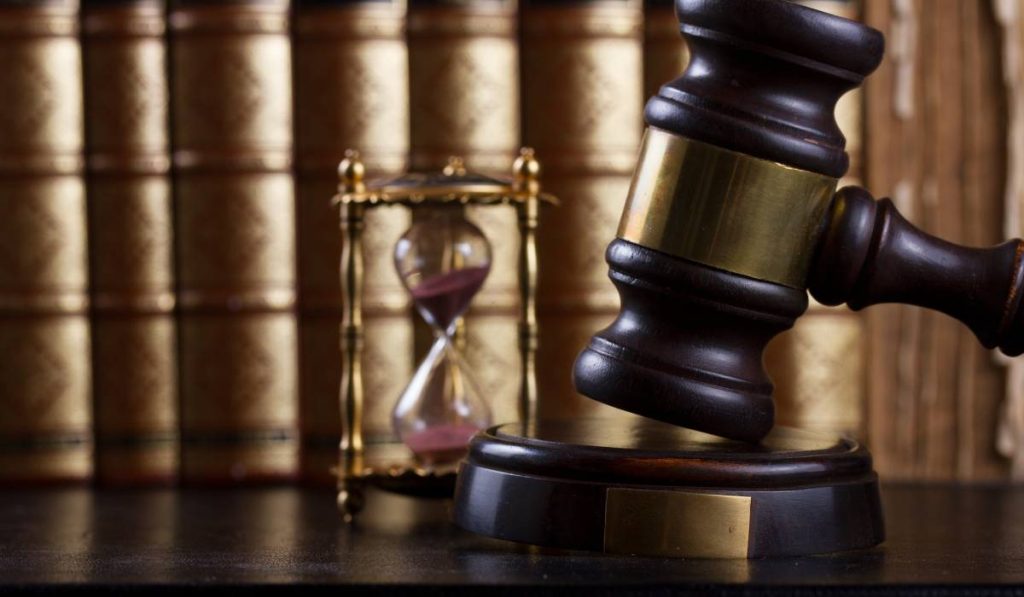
410 266 490 328
404 423 482 464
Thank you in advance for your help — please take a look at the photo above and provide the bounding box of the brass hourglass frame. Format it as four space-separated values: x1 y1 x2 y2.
334 148 557 521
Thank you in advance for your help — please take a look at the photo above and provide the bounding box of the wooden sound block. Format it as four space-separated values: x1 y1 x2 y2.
452 415 884 558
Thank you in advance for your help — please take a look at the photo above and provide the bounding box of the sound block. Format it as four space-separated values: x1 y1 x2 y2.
452 416 884 558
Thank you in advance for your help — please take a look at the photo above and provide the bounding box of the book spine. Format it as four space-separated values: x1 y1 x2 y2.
292 0 412 484
522 0 643 419
407 0 522 424
763 0 867 438
83 0 178 485
0 0 92 483
642 0 688 103
170 0 299 483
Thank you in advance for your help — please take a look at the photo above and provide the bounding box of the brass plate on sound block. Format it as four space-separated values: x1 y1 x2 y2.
604 489 751 558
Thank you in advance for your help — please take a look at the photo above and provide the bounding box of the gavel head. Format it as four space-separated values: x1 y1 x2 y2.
572 0 885 443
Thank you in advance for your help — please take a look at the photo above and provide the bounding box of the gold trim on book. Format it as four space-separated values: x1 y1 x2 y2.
520 8 642 38
604 488 752 558
0 293 89 314
0 15 78 37
172 152 292 173
92 293 176 314
82 5 166 37
296 154 407 175
293 8 405 38
531 152 638 175
406 12 516 36
0 155 84 175
617 128 837 288
169 10 289 35
301 291 409 314
88 155 171 175
177 289 296 311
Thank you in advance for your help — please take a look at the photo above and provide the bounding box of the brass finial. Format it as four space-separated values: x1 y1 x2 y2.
443 156 467 177
338 149 365 191
513 147 541 195
513 147 540 181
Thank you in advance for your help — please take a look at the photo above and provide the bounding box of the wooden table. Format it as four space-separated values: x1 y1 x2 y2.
0 484 1021 594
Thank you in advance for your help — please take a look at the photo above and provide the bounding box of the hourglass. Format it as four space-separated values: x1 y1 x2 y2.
334 149 556 520
392 208 493 465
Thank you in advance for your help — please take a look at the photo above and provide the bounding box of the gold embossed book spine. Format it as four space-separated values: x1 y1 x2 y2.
0 0 92 483
292 0 412 484
522 0 643 418
407 0 522 424
83 0 178 485
763 0 867 438
170 0 299 483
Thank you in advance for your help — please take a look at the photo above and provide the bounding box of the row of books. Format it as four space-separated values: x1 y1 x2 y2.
0 0 862 486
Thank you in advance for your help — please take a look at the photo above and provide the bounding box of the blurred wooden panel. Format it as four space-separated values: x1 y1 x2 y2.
862 0 1010 481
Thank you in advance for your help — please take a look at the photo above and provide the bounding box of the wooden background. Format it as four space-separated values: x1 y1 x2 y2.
861 0 1018 481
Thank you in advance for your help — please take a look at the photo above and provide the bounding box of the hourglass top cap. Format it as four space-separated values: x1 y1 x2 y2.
646 0 885 177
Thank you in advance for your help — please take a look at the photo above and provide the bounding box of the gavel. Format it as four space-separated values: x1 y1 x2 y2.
573 0 1024 443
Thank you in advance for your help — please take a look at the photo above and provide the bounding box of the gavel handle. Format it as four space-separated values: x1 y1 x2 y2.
809 186 1024 357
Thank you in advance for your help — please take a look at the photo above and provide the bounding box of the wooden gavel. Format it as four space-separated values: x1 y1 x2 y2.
572 0 1024 443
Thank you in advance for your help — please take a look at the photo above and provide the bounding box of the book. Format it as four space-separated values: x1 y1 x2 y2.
763 0 867 439
643 0 688 102
170 0 299 483
407 0 522 425
292 0 412 484
83 0 178 485
0 0 92 483
522 0 644 419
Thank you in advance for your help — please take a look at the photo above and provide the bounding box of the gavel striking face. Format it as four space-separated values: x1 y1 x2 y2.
573 0 1024 443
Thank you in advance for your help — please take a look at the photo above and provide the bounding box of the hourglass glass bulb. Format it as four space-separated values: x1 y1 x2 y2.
394 208 492 330
392 208 494 464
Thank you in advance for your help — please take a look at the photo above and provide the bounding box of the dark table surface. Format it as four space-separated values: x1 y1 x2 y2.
0 483 1022 594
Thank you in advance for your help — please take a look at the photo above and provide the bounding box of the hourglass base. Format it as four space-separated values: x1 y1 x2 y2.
452 415 884 558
